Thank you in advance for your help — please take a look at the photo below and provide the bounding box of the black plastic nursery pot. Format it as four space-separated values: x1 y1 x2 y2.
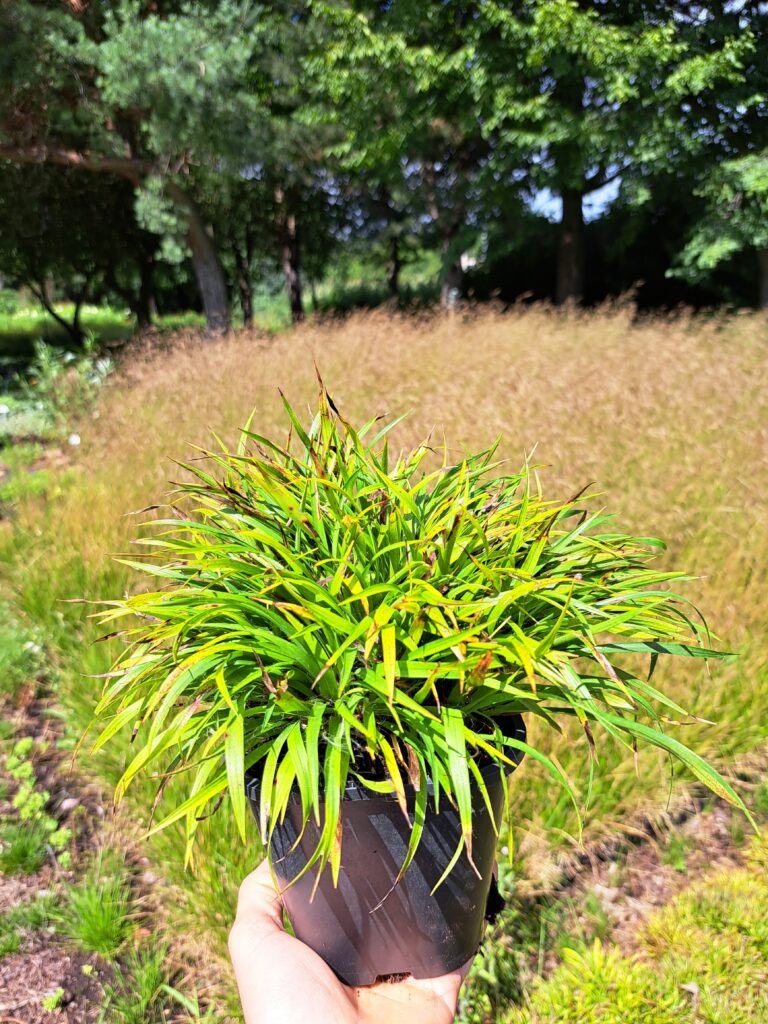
245 714 526 986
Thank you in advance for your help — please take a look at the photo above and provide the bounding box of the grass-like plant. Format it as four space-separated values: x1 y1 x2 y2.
57 855 133 957
98 946 168 1024
90 386 748 883
0 820 51 876
0 894 54 958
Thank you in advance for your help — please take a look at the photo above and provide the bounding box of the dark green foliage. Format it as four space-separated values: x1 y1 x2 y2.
0 290 20 316
0 0 767 322
0 164 157 343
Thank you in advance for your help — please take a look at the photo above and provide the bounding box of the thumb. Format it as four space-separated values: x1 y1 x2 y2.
231 860 285 939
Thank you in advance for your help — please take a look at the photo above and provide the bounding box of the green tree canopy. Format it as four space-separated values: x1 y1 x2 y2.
0 0 764 321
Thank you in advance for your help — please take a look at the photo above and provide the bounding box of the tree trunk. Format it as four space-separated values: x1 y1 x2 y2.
440 233 464 309
387 235 401 301
757 248 768 310
166 183 229 334
440 264 464 308
556 189 584 305
233 246 253 328
274 187 304 324
282 226 304 324
186 217 230 334
70 272 95 345
72 292 86 343
135 253 155 330
105 255 154 331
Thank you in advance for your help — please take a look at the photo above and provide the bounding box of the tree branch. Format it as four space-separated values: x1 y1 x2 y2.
28 280 79 342
584 164 626 193
0 145 153 185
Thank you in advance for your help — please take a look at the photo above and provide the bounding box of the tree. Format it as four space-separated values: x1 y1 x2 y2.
671 153 768 308
472 0 752 303
309 2 492 307
0 0 762 321
0 163 158 341
107 0 340 327
648 4 768 306
0 1 323 333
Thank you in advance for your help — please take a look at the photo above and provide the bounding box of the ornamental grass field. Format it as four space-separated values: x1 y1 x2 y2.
2 303 767 1019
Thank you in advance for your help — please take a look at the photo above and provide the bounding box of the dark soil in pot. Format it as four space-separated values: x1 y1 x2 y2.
245 714 526 986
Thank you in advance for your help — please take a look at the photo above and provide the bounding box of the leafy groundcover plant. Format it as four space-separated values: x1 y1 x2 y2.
90 386 748 886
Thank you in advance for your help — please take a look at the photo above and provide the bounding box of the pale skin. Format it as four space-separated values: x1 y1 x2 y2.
229 861 472 1024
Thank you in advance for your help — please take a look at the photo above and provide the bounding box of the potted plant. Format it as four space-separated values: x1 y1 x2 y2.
89 386 747 985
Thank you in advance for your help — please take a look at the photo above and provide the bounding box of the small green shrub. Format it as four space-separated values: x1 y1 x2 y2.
161 983 220 1022
0 736 71 874
41 987 65 1012
506 941 682 1024
661 833 692 873
563 891 613 949
17 337 112 430
0 819 50 875
504 832 768 1023
6 735 34 767
98 946 168 1024
11 892 56 931
57 856 133 957
0 466 58 509
0 929 21 957
753 778 768 817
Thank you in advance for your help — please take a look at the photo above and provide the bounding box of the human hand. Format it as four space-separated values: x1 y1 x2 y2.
229 861 472 1024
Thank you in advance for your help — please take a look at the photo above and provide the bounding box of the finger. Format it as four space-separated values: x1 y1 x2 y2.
229 864 354 1024
233 860 284 932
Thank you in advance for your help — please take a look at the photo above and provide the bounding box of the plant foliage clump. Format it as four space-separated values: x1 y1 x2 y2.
91 387 746 881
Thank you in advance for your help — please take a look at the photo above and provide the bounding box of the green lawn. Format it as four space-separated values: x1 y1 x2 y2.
0 291 295 373
0 304 135 367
